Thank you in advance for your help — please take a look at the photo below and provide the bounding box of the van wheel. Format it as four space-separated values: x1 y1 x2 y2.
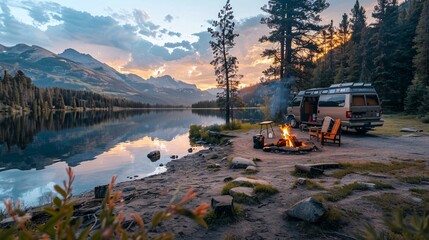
355 128 368 134
289 118 299 128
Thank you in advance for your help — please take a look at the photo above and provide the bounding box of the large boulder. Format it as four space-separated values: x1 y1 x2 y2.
230 157 256 169
286 197 327 223
232 177 270 186
147 150 161 161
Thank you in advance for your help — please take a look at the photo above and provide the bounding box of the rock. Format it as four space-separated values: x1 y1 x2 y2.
188 148 193 153
298 146 314 152
402 133 421 137
211 195 234 217
94 185 108 199
147 151 161 161
0 217 15 228
246 166 257 171
232 177 270 186
357 182 376 189
229 187 255 198
411 197 422 203
278 146 299 153
123 187 136 193
230 157 256 169
170 155 176 159
263 147 272 152
297 178 307 185
286 197 327 223
400 128 423 132
159 163 164 167
224 177 234 182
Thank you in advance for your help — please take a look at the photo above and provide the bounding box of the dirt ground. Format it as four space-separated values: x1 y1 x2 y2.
74 127 429 239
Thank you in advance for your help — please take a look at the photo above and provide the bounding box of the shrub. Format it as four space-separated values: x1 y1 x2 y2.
0 168 209 239
361 210 429 240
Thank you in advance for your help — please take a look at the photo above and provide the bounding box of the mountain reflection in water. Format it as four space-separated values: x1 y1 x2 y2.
0 109 240 208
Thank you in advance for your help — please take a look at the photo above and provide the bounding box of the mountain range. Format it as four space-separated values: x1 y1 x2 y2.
0 44 216 106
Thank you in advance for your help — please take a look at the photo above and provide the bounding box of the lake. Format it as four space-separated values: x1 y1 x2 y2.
0 109 264 208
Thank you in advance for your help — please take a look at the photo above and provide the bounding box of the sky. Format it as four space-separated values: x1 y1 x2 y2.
0 0 405 90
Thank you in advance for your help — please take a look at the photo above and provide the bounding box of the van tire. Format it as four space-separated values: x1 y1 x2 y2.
355 128 368 134
289 117 299 128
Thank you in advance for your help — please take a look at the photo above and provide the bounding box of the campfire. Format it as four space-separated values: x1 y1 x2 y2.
260 124 316 153
279 124 301 148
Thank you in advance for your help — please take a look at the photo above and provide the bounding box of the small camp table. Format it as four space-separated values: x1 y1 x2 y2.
259 121 275 138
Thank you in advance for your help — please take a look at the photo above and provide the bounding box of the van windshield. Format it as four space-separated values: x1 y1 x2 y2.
319 95 345 107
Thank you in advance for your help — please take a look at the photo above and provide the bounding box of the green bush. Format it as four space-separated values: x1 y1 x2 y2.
0 168 208 239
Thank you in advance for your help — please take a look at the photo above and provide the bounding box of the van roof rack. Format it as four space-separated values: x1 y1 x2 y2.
329 82 372 88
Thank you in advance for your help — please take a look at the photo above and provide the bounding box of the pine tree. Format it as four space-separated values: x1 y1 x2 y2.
208 0 241 124
346 0 367 83
335 13 350 83
371 0 403 111
405 0 429 114
260 0 329 83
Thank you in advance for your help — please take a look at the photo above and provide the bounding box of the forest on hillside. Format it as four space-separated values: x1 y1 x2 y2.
0 70 177 112
305 0 428 113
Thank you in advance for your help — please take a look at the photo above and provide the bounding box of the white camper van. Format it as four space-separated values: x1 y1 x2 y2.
286 82 384 133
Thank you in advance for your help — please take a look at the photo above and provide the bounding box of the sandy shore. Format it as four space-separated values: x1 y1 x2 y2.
71 127 429 239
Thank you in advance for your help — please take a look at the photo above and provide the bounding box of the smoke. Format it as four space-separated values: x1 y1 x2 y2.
269 77 295 118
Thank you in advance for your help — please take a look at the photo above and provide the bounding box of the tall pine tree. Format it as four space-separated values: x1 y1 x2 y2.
208 0 241 124
346 0 367 83
371 0 405 111
405 0 429 114
335 13 350 83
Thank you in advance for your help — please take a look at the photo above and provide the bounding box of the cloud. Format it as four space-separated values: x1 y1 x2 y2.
167 31 181 37
133 9 160 37
0 1 51 46
164 40 193 50
164 14 173 23
0 1 271 89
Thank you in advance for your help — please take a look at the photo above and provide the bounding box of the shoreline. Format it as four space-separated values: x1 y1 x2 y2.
24 127 429 239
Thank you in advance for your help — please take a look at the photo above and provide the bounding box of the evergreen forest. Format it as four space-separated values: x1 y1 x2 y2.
309 0 428 113
0 70 177 112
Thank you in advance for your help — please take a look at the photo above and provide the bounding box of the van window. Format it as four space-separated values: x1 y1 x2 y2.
366 95 379 106
291 97 302 107
352 95 365 106
319 95 346 107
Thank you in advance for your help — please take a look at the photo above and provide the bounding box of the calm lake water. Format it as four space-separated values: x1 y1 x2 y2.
0 109 264 208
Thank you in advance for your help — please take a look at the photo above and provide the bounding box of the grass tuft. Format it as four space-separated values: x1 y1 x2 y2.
317 182 369 202
204 205 244 228
253 184 279 198
241 169 258 175
400 176 429 184
329 161 424 179
293 179 326 190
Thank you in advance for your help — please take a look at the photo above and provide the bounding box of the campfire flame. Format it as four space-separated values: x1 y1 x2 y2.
279 124 296 147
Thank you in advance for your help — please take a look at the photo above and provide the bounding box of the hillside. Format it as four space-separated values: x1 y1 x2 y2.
0 44 215 106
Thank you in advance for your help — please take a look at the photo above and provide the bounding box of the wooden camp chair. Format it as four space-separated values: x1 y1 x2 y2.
309 116 332 140
320 118 342 146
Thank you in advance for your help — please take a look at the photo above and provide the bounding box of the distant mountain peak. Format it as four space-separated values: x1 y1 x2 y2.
59 48 98 64
146 75 198 90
